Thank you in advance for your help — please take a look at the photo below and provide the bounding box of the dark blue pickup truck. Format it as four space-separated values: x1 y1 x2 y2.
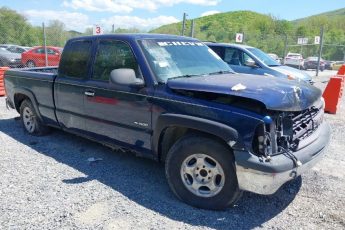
4 34 330 210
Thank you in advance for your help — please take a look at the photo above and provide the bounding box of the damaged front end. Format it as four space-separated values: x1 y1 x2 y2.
235 97 330 195
252 98 325 159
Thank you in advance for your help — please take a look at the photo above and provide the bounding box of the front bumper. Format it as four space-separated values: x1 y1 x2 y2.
234 121 331 195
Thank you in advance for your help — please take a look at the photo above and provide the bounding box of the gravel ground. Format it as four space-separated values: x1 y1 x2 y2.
0 70 344 229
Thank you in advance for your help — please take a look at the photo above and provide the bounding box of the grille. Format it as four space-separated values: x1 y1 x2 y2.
292 106 323 142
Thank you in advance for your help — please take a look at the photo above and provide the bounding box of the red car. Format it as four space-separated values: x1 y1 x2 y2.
21 46 63 67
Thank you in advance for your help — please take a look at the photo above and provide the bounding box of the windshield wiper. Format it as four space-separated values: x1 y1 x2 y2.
207 70 235 75
169 74 201 80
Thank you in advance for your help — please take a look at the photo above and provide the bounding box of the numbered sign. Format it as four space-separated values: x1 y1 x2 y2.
297 37 308 45
235 33 243 43
314 36 320 45
93 25 103 35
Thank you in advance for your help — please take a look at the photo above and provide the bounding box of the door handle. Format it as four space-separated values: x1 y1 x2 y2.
84 90 95 97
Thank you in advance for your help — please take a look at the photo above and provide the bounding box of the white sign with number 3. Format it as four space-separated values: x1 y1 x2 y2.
93 25 103 35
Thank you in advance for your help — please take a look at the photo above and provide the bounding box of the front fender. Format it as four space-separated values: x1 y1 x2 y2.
152 113 244 156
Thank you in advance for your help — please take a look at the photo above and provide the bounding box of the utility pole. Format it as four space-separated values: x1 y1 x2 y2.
283 34 288 58
316 26 324 77
181 13 187 36
42 22 48 67
190 19 195 38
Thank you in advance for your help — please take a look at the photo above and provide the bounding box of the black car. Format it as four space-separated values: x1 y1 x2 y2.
304 57 325 71
324 60 335 70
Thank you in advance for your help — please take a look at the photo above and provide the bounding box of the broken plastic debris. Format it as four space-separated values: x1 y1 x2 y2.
231 83 246 91
87 157 103 162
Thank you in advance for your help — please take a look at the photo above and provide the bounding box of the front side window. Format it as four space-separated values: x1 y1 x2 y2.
139 39 232 82
247 48 279 66
92 40 139 81
224 48 255 66
59 40 92 78
47 49 56 55
224 48 240 65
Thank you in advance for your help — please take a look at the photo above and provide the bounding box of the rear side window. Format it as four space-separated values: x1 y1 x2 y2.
59 40 92 79
92 40 139 81
34 48 45 54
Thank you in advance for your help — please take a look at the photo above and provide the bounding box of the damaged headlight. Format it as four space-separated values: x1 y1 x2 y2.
252 116 277 157
252 114 295 157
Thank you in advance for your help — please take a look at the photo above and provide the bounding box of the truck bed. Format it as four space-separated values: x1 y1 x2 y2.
4 67 58 125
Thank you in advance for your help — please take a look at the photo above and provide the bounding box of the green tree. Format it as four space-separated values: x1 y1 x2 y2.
45 20 67 47
0 7 41 46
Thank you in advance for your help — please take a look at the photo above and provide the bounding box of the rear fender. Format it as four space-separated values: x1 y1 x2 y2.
13 87 44 122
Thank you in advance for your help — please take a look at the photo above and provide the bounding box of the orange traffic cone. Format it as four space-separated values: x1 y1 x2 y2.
322 76 344 114
338 64 345 76
0 67 10 96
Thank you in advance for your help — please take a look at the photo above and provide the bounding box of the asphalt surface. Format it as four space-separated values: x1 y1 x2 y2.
0 70 344 229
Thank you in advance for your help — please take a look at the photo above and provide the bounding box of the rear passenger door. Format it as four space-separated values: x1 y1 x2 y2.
83 39 152 152
54 39 93 133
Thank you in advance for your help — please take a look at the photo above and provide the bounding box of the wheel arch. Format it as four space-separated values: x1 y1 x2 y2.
13 88 43 121
153 114 242 162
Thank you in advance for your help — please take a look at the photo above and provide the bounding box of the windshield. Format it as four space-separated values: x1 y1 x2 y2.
139 39 233 82
247 48 280 67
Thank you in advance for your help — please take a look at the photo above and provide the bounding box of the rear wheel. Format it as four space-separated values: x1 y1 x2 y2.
165 135 241 210
26 60 36 68
20 99 50 135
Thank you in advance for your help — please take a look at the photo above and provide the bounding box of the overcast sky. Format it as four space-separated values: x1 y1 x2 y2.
2 0 344 32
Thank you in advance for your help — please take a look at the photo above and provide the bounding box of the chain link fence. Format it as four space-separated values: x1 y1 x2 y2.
0 21 82 69
0 19 344 71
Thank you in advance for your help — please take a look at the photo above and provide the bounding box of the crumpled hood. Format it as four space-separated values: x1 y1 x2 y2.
271 65 312 82
167 73 322 112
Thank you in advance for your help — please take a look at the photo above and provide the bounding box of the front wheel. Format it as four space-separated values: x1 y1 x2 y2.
20 99 50 135
165 135 241 210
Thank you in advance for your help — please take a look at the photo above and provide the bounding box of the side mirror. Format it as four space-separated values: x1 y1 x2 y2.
110 68 144 87
245 59 258 68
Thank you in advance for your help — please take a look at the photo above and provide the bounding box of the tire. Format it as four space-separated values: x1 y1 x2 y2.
26 60 36 68
165 134 242 210
20 99 50 136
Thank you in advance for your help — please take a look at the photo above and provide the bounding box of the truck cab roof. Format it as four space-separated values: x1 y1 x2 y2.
70 33 199 42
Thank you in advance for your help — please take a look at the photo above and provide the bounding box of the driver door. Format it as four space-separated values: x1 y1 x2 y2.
83 39 152 152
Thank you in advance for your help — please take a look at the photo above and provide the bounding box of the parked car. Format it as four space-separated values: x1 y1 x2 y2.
324 60 335 70
21 46 63 67
5 34 330 210
6 45 31 54
284 52 304 69
0 48 22 67
268 53 281 64
0 44 29 53
304 57 325 71
206 43 313 83
332 61 345 71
